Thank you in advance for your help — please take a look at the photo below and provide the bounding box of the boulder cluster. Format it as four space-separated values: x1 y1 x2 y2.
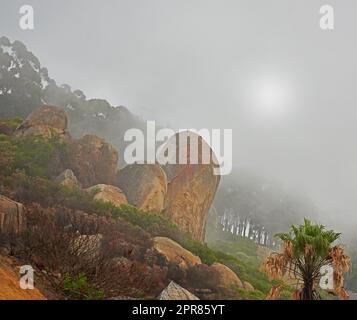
0 105 254 300
13 105 220 242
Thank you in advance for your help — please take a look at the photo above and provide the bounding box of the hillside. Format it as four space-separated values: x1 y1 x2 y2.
0 36 145 166
0 36 323 247
0 108 279 300
1 36 341 301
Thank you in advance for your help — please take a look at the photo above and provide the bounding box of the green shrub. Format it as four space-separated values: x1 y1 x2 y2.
0 132 67 178
63 273 105 300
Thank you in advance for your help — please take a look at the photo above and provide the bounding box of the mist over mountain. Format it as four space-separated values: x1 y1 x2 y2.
1 35 332 245
0 36 146 164
1 33 357 299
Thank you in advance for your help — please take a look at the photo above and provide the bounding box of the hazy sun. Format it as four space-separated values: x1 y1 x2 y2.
247 74 294 120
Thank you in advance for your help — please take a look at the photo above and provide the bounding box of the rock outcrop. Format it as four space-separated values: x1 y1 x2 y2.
0 195 26 235
117 164 167 213
161 131 220 241
67 135 118 188
55 169 80 188
158 281 199 300
211 262 243 289
86 184 127 208
153 237 201 270
14 105 69 140
12 106 119 188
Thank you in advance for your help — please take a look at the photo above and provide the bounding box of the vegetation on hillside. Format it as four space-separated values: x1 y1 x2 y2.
0 125 277 299
1 119 350 300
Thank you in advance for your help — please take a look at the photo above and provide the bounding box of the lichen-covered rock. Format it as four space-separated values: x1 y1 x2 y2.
153 237 201 270
161 131 220 242
211 262 243 289
117 164 167 213
0 195 26 235
158 281 199 300
14 105 70 140
55 169 80 188
86 184 127 208
67 135 118 188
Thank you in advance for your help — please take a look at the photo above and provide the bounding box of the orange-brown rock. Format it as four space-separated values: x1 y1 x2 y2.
211 262 243 289
153 237 201 270
0 195 26 235
86 184 127 208
14 105 70 140
67 135 118 188
117 164 167 213
161 131 220 241
243 281 255 292
0 255 45 300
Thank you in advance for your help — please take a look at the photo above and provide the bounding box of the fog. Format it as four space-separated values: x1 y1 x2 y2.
1 0 357 237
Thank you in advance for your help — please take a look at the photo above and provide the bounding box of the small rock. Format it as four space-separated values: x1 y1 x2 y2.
153 237 201 270
86 184 128 208
158 281 199 300
55 169 80 188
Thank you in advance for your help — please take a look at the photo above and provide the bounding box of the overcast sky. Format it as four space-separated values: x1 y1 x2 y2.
1 0 357 233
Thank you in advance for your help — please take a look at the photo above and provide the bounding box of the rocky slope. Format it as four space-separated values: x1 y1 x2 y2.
10 105 219 241
0 36 278 300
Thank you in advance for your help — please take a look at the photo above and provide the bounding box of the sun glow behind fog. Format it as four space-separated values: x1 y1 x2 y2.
244 73 295 121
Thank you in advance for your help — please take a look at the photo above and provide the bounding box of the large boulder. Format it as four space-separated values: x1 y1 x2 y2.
158 281 199 300
211 263 243 289
67 135 118 188
161 131 220 241
0 195 26 235
117 164 167 213
86 184 127 208
153 237 201 270
14 105 70 140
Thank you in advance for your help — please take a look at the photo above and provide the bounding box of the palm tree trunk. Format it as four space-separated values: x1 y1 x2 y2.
302 277 315 300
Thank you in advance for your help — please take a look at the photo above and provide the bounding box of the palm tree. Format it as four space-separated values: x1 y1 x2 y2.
262 219 351 300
